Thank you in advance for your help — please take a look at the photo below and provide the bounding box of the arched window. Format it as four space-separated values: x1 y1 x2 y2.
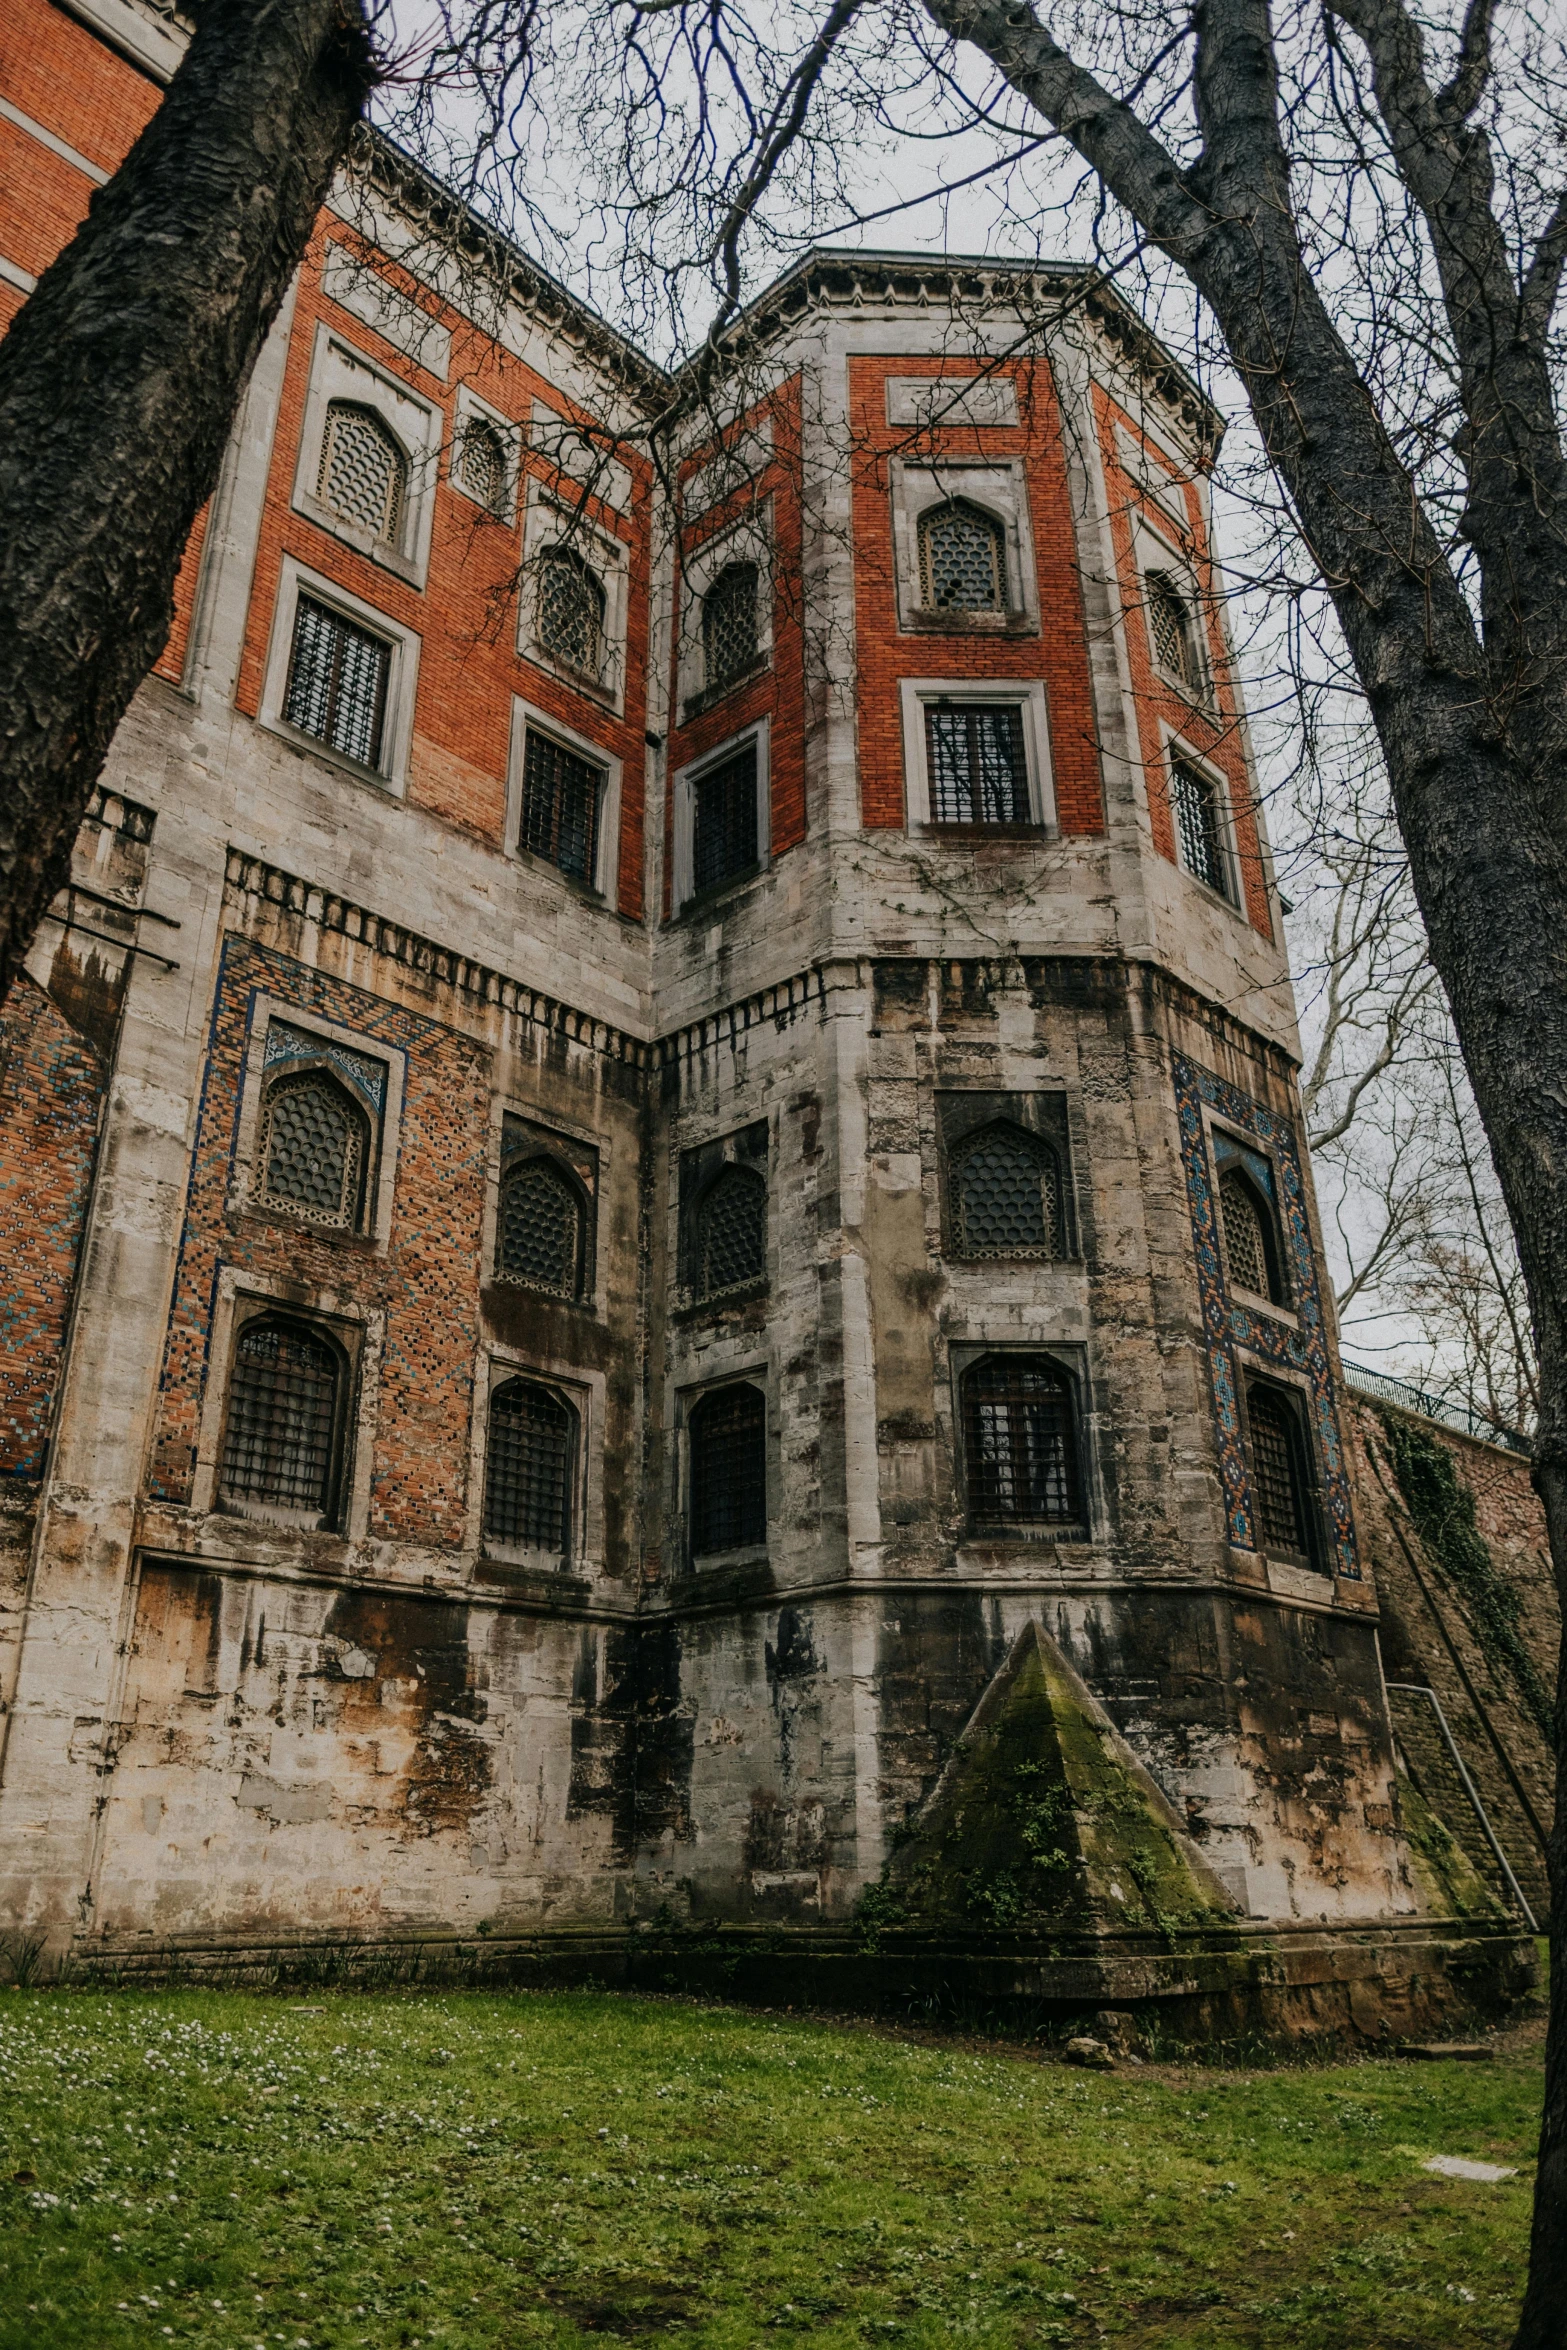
690 1383 767 1555
1246 1383 1314 1559
538 547 606 678
219 1316 343 1524
702 562 759 690
961 1353 1082 1529
258 1070 370 1231
919 500 1006 611
1146 569 1202 692
484 1377 575 1556
496 1156 586 1299
951 1124 1063 1258
1220 1164 1282 1303
694 1164 767 1300
317 400 407 545
457 415 508 514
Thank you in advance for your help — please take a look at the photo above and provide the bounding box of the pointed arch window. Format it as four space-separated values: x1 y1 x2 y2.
496 1155 587 1299
703 562 760 690
483 1376 576 1557
318 400 407 545
219 1316 345 1526
919 500 1006 611
950 1124 1063 1259
1246 1382 1317 1561
1146 569 1203 693
457 415 509 514
690 1382 767 1556
538 547 606 678
694 1164 767 1300
1220 1164 1284 1303
259 1069 370 1232
961 1353 1083 1530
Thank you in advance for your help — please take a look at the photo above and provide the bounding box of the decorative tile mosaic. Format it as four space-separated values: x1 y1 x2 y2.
1173 1052 1358 1577
264 1018 388 1111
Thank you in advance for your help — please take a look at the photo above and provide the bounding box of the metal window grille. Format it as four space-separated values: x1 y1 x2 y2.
1169 757 1228 895
690 1384 767 1555
1147 569 1199 688
537 549 605 677
497 1158 583 1296
695 1166 767 1298
691 745 758 894
318 401 406 543
962 1355 1081 1526
260 1073 368 1230
953 1127 1061 1257
703 562 759 689
459 418 507 513
519 728 602 883
283 596 392 768
220 1319 341 1519
484 1378 574 1554
1248 1386 1309 1554
1220 1168 1273 1298
924 704 1030 825
919 501 1005 610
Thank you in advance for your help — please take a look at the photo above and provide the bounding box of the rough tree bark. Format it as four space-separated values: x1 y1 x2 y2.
914 1 1567 2334
0 0 376 1002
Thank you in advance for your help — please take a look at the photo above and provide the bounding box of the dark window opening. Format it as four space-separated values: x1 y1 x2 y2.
1147 569 1202 691
691 744 758 895
520 728 602 884
694 1164 767 1299
497 1157 585 1299
1247 1384 1315 1559
1220 1164 1282 1302
952 1124 1062 1258
703 562 760 690
924 704 1030 825
458 417 508 513
1169 756 1229 897
484 1377 575 1556
259 1071 370 1231
538 548 605 678
919 500 1006 611
690 1383 767 1556
962 1353 1082 1529
219 1317 343 1524
317 400 406 544
283 596 392 769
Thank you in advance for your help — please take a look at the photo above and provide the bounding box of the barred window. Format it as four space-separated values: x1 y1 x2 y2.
694 1165 767 1299
1147 569 1202 691
538 548 605 678
924 704 1030 825
919 500 1005 611
703 562 759 690
962 1354 1082 1529
1169 756 1230 897
1220 1166 1280 1301
457 416 508 514
219 1317 343 1524
483 1377 575 1557
318 401 406 544
283 595 392 770
952 1124 1062 1258
1247 1384 1313 1557
520 727 602 884
691 744 758 896
690 1383 767 1556
497 1156 585 1298
259 1071 369 1231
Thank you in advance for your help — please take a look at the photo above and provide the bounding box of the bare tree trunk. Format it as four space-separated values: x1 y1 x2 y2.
0 0 375 1001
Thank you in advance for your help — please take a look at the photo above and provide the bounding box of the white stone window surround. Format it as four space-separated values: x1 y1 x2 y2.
530 400 634 516
479 1096 611 1317
470 1347 600 1577
946 1338 1100 1545
682 420 774 523
189 1267 381 1543
449 383 523 524
505 695 624 904
517 481 630 713
898 677 1055 831
228 996 405 1251
888 459 1040 635
1229 1345 1332 1594
670 716 772 913
258 554 422 795
1158 723 1245 915
1113 421 1196 538
674 1362 773 1572
1133 512 1213 708
678 500 775 717
1202 1108 1300 1329
885 374 1020 430
320 241 452 383
290 322 442 588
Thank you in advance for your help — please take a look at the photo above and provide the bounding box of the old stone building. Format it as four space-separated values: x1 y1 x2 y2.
0 0 1547 2029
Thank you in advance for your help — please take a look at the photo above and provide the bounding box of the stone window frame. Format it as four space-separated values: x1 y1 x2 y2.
189 1267 381 1541
898 677 1055 834
486 1106 602 1309
888 459 1040 636
1158 724 1242 913
505 695 623 904
258 554 421 794
289 322 441 589
946 1338 1097 1544
1133 513 1212 710
1203 1111 1298 1325
678 500 775 719
470 1346 598 1578
517 482 630 713
449 385 522 524
936 1089 1077 1262
676 1118 771 1310
675 1364 773 1572
670 716 771 913
228 997 405 1252
1231 1349 1330 1583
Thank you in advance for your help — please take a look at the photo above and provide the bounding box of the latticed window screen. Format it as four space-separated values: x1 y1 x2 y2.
283 596 392 769
484 1378 574 1555
1146 569 1200 689
1248 1386 1310 1555
497 1157 583 1296
317 401 406 543
952 1126 1061 1257
1169 757 1229 896
695 1166 767 1298
458 417 508 513
220 1319 341 1520
924 704 1030 825
538 549 605 677
702 563 759 689
962 1355 1082 1527
690 1384 767 1555
259 1072 368 1230
919 501 1005 610
1220 1167 1275 1298
520 728 602 883
692 745 758 894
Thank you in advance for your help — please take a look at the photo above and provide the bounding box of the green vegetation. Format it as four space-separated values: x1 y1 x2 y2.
0 1987 1542 2347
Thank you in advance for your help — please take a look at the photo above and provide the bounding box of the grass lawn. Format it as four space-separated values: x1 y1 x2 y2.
0 1987 1543 2348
